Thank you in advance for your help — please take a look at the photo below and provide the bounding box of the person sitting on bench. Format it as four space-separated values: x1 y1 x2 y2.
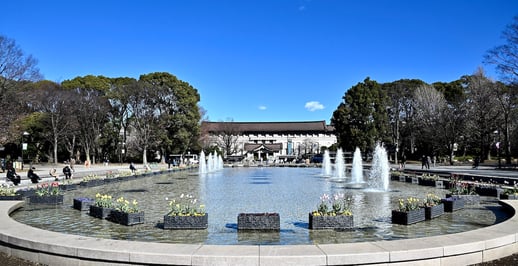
63 164 72 179
28 167 41 183
6 167 21 185
49 168 58 181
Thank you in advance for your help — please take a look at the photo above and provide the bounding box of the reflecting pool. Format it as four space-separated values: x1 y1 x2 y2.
11 167 508 245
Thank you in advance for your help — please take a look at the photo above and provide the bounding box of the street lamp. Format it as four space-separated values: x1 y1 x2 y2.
21 131 30 170
494 130 501 169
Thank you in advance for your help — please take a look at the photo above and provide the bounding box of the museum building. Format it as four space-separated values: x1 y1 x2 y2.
200 120 337 162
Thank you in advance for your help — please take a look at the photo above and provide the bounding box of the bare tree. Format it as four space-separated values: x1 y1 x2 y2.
484 16 518 84
0 35 42 143
215 119 241 157
412 84 467 165
24 81 73 164
463 68 502 161
127 81 160 165
0 35 42 98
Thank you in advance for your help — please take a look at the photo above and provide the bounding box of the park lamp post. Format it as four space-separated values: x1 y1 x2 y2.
21 131 30 170
494 130 501 169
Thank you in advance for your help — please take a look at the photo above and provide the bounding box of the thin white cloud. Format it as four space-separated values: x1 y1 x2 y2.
305 101 324 111
258 105 267 110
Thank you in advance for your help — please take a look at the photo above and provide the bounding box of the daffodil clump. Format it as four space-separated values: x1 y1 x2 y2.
0 185 17 196
423 193 442 207
115 196 139 213
397 197 421 212
83 174 101 182
168 193 205 216
94 193 114 208
312 193 352 216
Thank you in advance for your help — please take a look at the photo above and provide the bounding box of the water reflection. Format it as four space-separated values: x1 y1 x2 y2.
11 167 507 245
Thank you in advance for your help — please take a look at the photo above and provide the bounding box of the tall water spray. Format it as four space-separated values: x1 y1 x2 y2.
199 151 207 174
368 143 390 191
321 150 332 176
334 148 346 179
351 147 363 184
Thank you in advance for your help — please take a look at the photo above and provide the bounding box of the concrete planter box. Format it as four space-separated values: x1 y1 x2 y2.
500 194 518 200
238 213 280 231
109 210 144 226
424 204 444 220
73 197 95 211
391 208 425 225
446 194 480 205
89 205 114 219
475 187 503 197
442 198 465 212
28 195 64 205
163 213 208 229
308 213 353 230
59 183 78 191
0 195 23 201
418 178 436 187
80 179 105 187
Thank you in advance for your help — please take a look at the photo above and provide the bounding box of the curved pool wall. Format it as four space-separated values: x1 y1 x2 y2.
1 200 518 265
9 167 505 245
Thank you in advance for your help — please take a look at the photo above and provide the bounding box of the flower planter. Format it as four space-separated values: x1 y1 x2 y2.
109 210 145 226
442 198 465 212
308 213 353 230
435 180 445 189
28 195 64 205
73 197 95 211
475 187 503 197
418 178 436 187
424 204 444 220
17 189 36 197
405 176 413 183
237 213 280 231
0 195 23 201
390 174 401 181
391 208 425 225
398 176 406 182
500 194 518 200
446 194 480 205
89 205 114 219
59 183 78 191
80 179 105 187
163 213 208 229
103 178 119 184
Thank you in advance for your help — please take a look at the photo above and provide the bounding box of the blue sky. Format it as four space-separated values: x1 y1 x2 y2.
1 1 517 123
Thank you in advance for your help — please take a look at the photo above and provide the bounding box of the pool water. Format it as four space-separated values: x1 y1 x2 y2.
11 167 508 245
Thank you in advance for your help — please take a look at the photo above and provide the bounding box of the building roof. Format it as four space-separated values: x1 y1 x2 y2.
201 121 335 134
244 143 283 152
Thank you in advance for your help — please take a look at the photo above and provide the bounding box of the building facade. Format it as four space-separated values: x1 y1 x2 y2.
201 121 337 162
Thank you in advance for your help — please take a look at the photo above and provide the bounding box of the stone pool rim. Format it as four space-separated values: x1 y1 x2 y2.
1 199 518 265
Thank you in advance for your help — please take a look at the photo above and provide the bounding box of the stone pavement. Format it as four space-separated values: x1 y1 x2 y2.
1 162 163 188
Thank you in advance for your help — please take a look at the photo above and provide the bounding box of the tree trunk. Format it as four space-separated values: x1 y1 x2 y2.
53 136 58 164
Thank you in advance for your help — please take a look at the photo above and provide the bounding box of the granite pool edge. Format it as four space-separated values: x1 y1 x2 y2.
0 200 517 265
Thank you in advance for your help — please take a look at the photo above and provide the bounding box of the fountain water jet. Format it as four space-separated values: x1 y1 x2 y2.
331 148 346 181
199 151 207 174
368 143 390 191
346 147 366 189
321 150 332 177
